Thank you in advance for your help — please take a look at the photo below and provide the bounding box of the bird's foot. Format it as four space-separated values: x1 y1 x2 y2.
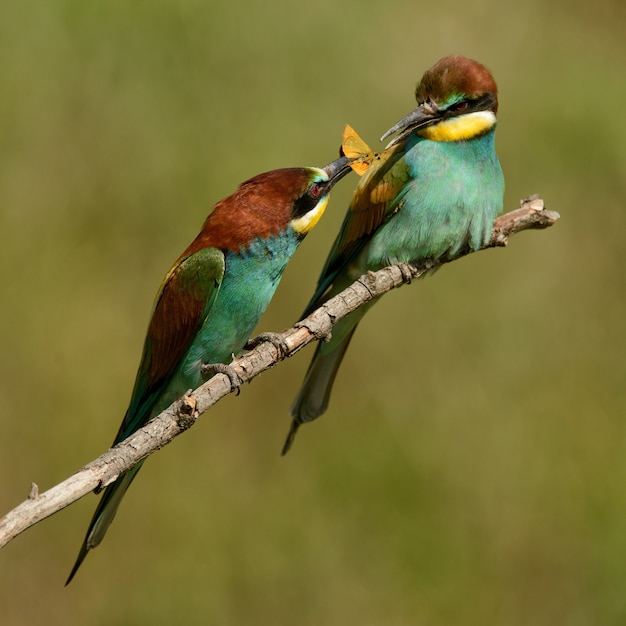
201 362 243 395
245 332 290 359
397 263 414 285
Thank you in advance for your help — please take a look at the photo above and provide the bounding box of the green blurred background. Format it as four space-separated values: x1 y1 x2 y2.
1 1 625 624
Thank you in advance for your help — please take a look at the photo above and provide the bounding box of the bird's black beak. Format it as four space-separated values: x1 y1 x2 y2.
322 155 353 186
380 102 440 148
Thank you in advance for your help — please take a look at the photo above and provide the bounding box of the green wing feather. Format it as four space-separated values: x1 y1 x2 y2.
66 246 225 584
304 143 408 313
115 246 225 443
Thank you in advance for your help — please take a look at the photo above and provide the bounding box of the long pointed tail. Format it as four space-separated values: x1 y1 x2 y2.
282 326 357 455
66 462 144 585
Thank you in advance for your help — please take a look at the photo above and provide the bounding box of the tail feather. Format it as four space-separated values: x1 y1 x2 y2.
66 462 144 585
282 327 357 455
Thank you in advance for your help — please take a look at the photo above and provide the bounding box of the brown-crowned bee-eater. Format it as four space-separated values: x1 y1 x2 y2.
284 56 504 453
66 155 352 583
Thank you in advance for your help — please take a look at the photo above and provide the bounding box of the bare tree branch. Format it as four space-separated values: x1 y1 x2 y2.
0 196 559 548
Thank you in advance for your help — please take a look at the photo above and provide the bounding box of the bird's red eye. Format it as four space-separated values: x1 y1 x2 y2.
309 183 321 197
451 101 469 112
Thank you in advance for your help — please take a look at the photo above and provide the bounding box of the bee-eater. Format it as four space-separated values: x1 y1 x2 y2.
66 156 352 583
284 56 505 453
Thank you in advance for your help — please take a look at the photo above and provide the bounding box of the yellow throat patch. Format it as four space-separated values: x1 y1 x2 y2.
291 195 329 235
418 110 496 142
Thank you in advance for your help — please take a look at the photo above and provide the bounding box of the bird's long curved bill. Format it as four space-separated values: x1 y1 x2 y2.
322 155 353 185
380 105 436 147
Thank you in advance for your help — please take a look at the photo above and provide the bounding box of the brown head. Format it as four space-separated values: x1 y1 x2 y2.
415 55 498 113
182 157 352 257
382 56 499 145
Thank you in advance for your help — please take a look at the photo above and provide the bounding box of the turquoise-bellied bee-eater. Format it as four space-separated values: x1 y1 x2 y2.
284 56 505 453
67 156 352 583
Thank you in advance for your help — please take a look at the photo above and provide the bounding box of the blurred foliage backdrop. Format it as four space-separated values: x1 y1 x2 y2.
1 1 625 624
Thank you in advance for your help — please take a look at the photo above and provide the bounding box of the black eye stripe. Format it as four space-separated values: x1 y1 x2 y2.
293 195 318 219
445 92 496 117
292 182 327 219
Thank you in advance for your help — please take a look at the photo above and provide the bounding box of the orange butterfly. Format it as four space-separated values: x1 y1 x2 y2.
341 125 381 176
